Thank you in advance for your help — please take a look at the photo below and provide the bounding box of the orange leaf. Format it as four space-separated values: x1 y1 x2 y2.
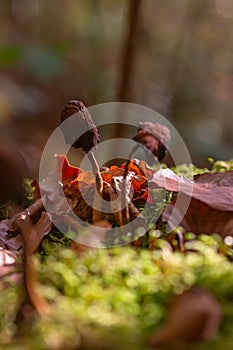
76 171 95 184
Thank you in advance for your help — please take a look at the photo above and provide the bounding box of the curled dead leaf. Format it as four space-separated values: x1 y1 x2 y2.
160 170 233 236
152 168 233 212
58 156 152 227
163 195 233 237
194 170 233 188
16 211 52 256
9 201 52 316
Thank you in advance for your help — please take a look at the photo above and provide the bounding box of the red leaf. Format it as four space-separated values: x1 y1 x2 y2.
55 154 82 183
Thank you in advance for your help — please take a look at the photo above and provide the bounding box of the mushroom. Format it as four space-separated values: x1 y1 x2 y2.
58 100 103 222
122 122 171 224
133 121 171 162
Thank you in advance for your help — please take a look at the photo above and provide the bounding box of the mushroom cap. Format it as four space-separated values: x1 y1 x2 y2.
59 100 100 153
133 122 171 161
137 122 171 146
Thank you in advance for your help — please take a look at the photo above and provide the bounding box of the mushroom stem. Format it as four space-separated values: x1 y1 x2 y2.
87 152 104 223
59 100 103 224
87 152 103 193
121 145 140 225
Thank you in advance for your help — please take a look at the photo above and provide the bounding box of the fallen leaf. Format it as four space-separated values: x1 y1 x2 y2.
159 170 233 236
56 154 82 183
163 195 233 237
16 211 52 256
0 247 19 266
194 170 233 188
0 219 24 287
64 182 94 222
0 220 23 251
152 168 233 212
55 156 153 226
0 247 23 286
10 203 52 316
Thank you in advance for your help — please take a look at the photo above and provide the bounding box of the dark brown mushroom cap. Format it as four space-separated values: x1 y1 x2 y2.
133 121 171 161
59 100 100 153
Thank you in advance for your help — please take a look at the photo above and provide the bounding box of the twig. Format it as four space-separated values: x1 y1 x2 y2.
121 145 139 224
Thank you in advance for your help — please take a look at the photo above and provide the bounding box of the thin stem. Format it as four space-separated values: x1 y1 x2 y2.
87 152 103 223
121 144 140 225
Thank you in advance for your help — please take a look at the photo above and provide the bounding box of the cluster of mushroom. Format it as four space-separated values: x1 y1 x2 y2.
58 100 171 226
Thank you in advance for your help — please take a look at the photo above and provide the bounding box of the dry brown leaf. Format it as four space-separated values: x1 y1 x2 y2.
57 156 153 224
12 206 52 316
0 218 24 287
16 212 52 256
163 195 233 237
159 170 233 236
152 169 233 212
0 219 23 251
194 170 233 188
0 246 23 291
0 247 19 266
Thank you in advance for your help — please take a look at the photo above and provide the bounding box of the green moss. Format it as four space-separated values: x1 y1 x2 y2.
209 158 233 172
1 159 233 349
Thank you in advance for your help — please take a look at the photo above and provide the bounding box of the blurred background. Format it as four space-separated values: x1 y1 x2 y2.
0 0 233 178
